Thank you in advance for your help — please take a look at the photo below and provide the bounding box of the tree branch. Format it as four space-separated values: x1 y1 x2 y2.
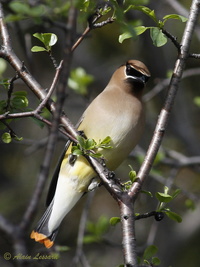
130 0 200 199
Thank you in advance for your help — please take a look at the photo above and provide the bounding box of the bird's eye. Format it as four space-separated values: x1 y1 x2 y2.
126 64 149 83
126 64 142 78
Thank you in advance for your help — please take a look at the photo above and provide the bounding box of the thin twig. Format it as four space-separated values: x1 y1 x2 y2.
71 13 114 51
162 28 181 50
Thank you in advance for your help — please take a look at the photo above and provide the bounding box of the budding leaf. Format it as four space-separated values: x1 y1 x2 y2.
110 217 121 226
32 33 58 52
155 192 172 203
31 46 47 52
2 132 12 143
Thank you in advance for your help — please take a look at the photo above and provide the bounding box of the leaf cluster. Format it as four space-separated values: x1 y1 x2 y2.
118 5 187 47
156 186 182 223
31 33 58 53
0 89 29 143
140 245 161 266
6 1 46 22
71 135 112 159
6 0 71 22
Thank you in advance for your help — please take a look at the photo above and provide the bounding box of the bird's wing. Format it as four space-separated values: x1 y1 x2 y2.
45 115 85 207
46 139 71 206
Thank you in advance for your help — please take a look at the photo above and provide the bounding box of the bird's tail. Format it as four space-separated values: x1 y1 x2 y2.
30 201 58 248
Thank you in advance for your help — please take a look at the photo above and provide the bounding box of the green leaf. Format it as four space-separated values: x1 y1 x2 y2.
110 217 121 226
100 136 111 145
33 33 58 51
99 136 112 149
119 32 133 43
163 14 188 23
76 135 86 148
0 79 10 89
128 165 137 183
11 96 29 109
28 5 45 17
126 6 158 24
9 1 45 18
2 132 12 143
155 192 172 203
71 148 83 156
143 245 158 260
31 46 47 52
150 27 167 47
134 25 149 35
9 2 30 14
85 138 96 150
129 170 137 183
165 210 182 223
152 257 161 265
46 33 58 47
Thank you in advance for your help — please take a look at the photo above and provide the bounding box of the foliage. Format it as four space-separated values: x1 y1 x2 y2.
141 245 161 266
156 186 182 223
31 33 58 53
71 135 112 158
118 5 187 46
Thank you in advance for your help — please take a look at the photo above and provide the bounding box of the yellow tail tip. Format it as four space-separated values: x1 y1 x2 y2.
30 231 54 248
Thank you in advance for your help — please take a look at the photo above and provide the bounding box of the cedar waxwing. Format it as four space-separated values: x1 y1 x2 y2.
30 60 150 248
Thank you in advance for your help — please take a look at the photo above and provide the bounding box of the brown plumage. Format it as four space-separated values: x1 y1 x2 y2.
30 59 150 248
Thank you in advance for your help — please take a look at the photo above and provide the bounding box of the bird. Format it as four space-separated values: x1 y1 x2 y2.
30 59 150 248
